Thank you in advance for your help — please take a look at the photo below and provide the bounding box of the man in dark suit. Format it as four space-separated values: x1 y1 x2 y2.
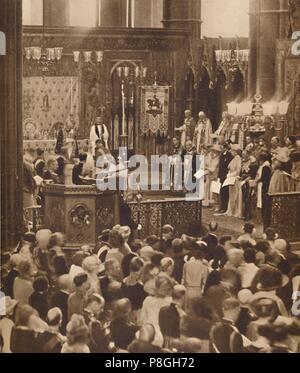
210 297 245 353
51 274 71 334
72 153 88 185
216 139 233 214
34 148 46 177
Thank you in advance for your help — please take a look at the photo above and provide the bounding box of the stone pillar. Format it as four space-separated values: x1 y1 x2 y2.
0 0 23 248
257 0 281 100
43 0 70 27
249 0 289 100
248 0 259 98
100 0 127 27
279 0 289 38
163 0 202 39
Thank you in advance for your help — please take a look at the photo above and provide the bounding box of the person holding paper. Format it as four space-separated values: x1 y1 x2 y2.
175 109 196 148
203 145 222 207
240 151 258 221
225 144 242 218
215 139 233 214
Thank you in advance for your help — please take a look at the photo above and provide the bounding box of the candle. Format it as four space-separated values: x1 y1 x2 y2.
121 81 126 136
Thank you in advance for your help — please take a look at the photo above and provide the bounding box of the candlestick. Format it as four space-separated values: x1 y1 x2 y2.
121 80 126 136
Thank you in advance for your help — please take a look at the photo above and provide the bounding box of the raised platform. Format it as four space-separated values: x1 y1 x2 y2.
43 185 202 247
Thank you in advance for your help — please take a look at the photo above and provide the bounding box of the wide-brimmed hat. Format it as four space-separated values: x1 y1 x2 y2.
256 264 289 291
140 246 155 261
120 225 131 239
248 295 278 318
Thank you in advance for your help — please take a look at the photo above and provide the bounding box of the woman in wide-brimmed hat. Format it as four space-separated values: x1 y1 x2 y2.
251 265 289 317
203 144 222 208
246 296 280 343
225 144 243 218
140 275 174 347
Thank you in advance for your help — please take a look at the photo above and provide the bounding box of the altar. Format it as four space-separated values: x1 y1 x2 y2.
128 193 202 238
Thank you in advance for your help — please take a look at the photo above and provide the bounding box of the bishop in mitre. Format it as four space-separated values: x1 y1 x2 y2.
175 109 196 148
193 111 213 153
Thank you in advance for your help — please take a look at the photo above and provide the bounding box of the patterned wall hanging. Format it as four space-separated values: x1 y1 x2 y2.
140 85 170 136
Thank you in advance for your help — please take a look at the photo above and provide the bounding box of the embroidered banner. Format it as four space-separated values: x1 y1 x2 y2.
23 76 80 140
140 85 170 135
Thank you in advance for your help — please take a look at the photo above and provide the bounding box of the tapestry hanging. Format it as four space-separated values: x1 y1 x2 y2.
23 76 80 140
140 85 170 136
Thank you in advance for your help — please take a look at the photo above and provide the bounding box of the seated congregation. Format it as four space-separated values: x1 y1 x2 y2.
1 221 300 353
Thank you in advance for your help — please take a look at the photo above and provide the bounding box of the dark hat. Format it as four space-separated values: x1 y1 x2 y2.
33 276 49 292
256 265 289 291
73 272 88 287
97 229 111 243
23 232 36 244
243 223 255 233
71 251 89 267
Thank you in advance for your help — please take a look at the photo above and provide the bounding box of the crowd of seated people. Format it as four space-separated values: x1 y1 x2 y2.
1 221 300 353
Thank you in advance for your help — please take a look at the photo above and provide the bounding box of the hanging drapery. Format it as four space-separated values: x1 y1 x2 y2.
23 76 80 140
140 85 170 136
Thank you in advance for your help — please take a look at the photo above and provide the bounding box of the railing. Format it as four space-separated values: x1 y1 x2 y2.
269 192 300 242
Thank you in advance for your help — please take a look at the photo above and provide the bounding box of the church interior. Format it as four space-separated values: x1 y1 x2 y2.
1 0 300 355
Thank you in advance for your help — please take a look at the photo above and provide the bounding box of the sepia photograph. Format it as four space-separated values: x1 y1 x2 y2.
1 0 300 357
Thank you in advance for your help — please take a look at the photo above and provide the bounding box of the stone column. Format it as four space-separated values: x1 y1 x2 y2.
257 0 281 100
248 0 260 98
100 0 127 27
279 0 289 38
163 0 202 39
0 0 23 248
43 0 70 27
